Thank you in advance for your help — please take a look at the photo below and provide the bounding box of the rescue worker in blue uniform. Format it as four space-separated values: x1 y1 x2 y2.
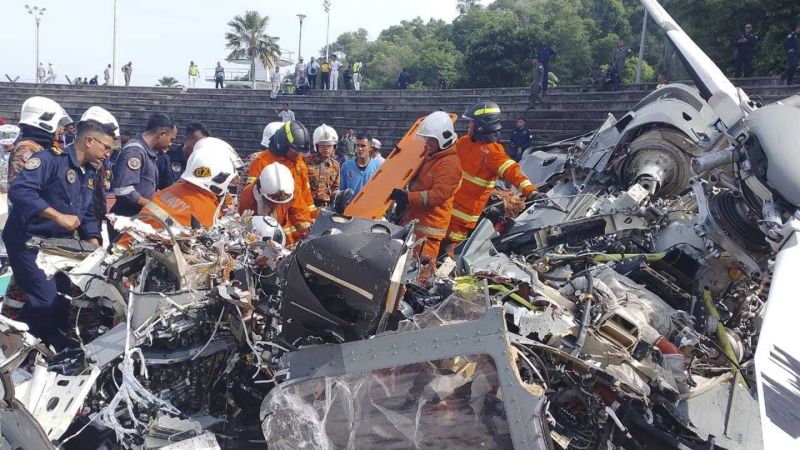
111 113 176 216
2 108 118 350
157 122 210 189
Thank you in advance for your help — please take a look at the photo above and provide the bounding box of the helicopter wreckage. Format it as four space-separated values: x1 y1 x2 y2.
2 0 800 448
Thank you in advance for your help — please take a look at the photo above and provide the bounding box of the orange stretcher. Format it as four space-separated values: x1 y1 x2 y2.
344 113 458 220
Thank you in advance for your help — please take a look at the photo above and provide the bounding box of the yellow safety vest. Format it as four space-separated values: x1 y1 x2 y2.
189 65 199 76
353 62 362 73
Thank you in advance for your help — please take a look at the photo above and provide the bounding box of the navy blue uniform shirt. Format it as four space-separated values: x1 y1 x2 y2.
4 144 100 241
110 136 159 216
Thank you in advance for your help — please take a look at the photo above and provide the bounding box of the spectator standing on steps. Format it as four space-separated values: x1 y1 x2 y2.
352 60 363 90
271 67 281 99
320 59 331 90
610 40 632 91
528 58 546 110
122 61 133 86
537 41 556 95
307 57 319 89
343 66 353 90
734 24 759 78
215 62 225 89
45 63 57 84
508 118 534 162
188 61 200 87
278 104 295 122
330 56 342 90
398 68 411 90
37 63 46 83
785 23 800 86
104 64 111 85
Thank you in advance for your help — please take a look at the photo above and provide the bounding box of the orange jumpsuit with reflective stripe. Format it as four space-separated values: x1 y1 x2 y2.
446 136 536 243
246 150 317 222
238 183 302 245
401 146 462 259
116 181 221 247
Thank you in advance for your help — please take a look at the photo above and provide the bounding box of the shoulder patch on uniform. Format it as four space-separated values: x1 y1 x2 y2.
127 157 142 170
171 162 183 173
24 158 41 170
87 178 94 189
66 169 77 184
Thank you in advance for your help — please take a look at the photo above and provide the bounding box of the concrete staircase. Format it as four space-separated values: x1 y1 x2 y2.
0 77 797 155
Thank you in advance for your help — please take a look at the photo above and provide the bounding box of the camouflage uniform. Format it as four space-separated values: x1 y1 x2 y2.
339 135 356 161
5 140 44 193
306 153 340 207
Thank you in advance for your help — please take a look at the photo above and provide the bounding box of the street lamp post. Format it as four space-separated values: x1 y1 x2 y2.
113 0 118 85
323 0 331 61
635 9 648 84
25 4 46 83
297 14 306 63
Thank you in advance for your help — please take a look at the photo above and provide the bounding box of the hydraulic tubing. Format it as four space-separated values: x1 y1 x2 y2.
571 266 594 357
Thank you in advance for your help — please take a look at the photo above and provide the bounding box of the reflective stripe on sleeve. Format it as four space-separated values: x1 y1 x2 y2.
519 180 533 190
448 231 468 242
451 208 481 223
415 224 447 239
497 160 515 178
461 171 496 188
420 191 429 208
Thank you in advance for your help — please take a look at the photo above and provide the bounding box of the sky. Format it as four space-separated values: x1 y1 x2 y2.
1 0 483 87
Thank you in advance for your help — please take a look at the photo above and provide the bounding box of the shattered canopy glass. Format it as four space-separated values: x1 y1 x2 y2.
261 353 513 450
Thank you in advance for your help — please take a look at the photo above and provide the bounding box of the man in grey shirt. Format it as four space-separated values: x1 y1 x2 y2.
278 103 295 122
528 58 546 109
104 64 111 85
611 39 632 90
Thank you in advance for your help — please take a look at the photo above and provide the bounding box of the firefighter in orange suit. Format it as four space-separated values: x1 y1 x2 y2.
117 137 238 247
390 111 462 260
246 121 318 220
443 101 537 253
239 162 306 245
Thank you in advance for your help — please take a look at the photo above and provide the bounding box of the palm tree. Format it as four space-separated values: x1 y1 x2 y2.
225 11 281 89
156 76 180 87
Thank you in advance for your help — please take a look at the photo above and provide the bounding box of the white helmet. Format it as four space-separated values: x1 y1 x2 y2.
181 137 237 195
261 121 284 148
258 162 294 204
0 125 21 146
252 215 287 247
416 111 456 149
80 106 120 139
19 96 67 134
371 138 381 150
312 123 338 148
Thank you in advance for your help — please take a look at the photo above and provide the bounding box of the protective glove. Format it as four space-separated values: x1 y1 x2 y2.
390 188 408 206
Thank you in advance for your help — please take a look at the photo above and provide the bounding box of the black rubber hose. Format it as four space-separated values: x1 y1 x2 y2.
571 264 593 357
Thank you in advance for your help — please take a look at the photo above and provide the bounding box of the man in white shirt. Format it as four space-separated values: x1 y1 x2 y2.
278 103 295 122
330 57 342 91
271 67 281 99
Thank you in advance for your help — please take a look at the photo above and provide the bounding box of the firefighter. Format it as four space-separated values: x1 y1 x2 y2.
390 111 462 260
244 121 315 237
2 107 118 349
443 101 537 254
138 137 238 230
238 162 306 244
7 97 70 189
307 124 340 209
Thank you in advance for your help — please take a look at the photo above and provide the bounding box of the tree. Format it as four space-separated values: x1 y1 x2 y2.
456 0 479 15
156 76 180 87
225 11 281 89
